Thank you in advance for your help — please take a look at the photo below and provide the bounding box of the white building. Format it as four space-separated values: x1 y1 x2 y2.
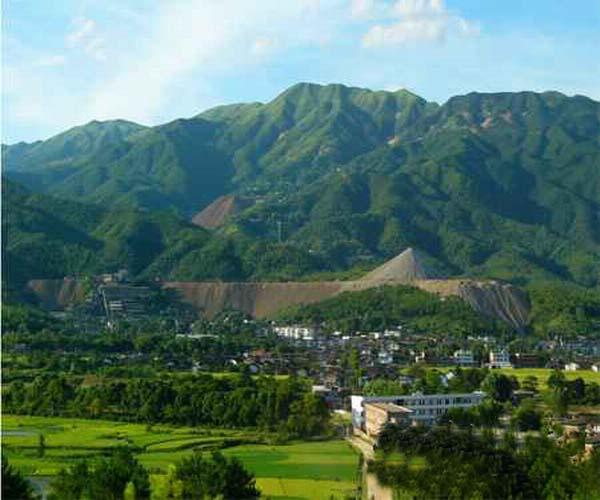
272 325 315 341
564 362 580 371
489 349 513 369
415 351 427 364
378 351 394 365
351 391 486 428
453 349 476 366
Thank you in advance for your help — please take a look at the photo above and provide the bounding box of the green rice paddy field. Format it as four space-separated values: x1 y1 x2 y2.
1 415 358 499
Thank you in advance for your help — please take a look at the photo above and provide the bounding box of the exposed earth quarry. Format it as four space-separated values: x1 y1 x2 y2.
25 248 531 329
191 194 254 229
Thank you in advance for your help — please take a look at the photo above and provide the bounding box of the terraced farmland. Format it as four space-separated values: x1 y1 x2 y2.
2 415 359 499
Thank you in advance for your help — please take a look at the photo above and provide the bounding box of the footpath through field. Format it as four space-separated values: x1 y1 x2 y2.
347 436 393 500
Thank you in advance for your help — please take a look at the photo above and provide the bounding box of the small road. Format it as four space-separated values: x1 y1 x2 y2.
347 436 393 500
348 435 375 460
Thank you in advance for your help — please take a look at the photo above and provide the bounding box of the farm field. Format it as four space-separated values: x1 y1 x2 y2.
495 368 600 392
406 367 600 393
2 415 358 499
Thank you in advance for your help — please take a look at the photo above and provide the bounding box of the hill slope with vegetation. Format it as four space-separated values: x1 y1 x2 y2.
3 83 600 287
1 180 333 297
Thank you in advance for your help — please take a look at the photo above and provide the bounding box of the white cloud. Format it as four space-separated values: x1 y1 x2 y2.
34 55 67 67
85 0 341 123
66 17 96 46
251 37 277 56
351 0 376 19
361 0 480 47
66 16 107 62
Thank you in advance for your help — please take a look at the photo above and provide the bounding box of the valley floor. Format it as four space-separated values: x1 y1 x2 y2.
2 415 359 499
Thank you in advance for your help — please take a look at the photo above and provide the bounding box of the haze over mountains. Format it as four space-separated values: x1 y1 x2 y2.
3 82 600 291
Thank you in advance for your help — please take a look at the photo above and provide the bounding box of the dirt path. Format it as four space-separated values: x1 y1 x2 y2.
347 436 393 500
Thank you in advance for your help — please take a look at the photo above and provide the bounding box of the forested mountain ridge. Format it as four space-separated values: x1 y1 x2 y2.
1 179 333 295
3 83 600 287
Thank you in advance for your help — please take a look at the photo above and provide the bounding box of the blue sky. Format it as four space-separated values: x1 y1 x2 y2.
2 0 599 143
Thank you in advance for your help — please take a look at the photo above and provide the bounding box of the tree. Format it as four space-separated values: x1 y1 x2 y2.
2 456 35 500
49 448 149 500
48 462 89 500
522 375 539 393
38 433 46 458
286 393 330 437
548 369 566 390
477 400 503 427
150 464 183 499
567 377 585 401
549 386 570 416
482 372 515 402
175 451 259 499
512 401 542 431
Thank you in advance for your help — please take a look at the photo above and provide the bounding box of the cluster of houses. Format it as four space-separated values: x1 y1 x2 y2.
270 323 600 373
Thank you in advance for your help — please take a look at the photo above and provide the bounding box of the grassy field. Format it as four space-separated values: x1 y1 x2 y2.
407 366 600 393
495 368 600 392
2 415 358 499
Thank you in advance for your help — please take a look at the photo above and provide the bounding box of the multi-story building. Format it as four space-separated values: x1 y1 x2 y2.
453 349 476 366
363 402 413 438
272 325 316 341
351 391 485 430
489 349 512 368
378 350 394 365
511 353 541 368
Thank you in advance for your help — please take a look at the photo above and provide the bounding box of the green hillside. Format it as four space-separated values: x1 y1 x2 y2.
3 83 600 286
1 180 332 296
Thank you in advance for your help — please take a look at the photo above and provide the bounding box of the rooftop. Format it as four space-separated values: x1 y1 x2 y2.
365 402 413 414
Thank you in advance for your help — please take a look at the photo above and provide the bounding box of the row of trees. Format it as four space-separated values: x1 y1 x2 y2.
373 424 600 499
547 369 600 414
2 448 260 500
3 374 330 437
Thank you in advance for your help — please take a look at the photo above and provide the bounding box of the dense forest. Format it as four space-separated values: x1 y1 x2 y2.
276 284 511 336
3 83 600 289
275 282 600 338
2 373 330 438
1 179 330 297
528 283 600 337
372 425 600 499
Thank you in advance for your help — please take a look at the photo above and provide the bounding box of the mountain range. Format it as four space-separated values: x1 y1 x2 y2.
3 82 600 291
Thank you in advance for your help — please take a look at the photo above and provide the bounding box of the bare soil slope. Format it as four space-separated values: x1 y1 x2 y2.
25 248 531 328
191 195 253 229
362 247 435 282
26 278 88 310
